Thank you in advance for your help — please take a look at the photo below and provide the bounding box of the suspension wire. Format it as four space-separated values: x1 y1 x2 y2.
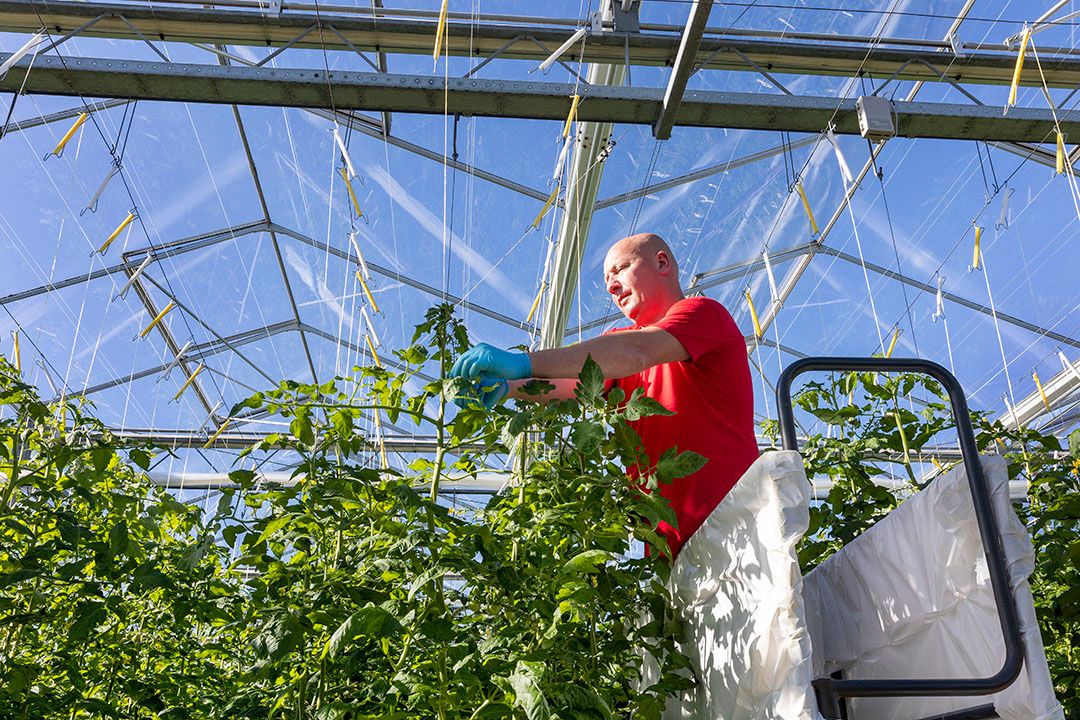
873 156 919 355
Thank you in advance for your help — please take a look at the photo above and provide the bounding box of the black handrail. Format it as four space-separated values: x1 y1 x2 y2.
776 357 1023 720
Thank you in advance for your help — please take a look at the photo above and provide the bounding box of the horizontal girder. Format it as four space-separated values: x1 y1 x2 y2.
2 54 1077 142
4 0 1080 88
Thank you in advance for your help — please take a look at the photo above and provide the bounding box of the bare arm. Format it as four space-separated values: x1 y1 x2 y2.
527 327 689 381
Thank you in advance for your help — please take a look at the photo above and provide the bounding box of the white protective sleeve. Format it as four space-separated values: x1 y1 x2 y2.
659 450 823 720
801 455 1064 720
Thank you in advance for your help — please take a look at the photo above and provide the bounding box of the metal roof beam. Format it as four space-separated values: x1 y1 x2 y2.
4 55 1079 142
0 220 269 307
816 243 1080 350
653 0 713 140
69 319 299 398
5 0 1080 88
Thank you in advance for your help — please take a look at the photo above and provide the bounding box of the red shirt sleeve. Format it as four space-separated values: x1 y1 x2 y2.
651 297 744 362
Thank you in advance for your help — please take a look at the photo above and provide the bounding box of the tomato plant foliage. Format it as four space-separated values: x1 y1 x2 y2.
0 305 696 719
3 308 1078 718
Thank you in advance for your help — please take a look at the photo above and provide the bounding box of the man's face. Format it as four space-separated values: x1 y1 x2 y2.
604 243 664 323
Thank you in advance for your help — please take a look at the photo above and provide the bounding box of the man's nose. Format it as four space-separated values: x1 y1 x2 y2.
607 278 620 295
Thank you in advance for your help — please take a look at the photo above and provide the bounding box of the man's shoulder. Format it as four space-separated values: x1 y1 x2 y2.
664 296 733 324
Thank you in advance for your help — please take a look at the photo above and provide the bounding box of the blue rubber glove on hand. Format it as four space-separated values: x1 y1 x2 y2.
450 342 532 381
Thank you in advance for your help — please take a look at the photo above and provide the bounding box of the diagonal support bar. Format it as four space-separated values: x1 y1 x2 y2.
653 0 714 139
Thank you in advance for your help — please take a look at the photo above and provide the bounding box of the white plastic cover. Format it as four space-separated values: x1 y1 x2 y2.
656 450 822 720
801 455 1064 720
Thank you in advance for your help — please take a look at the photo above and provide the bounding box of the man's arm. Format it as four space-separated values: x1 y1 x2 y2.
528 327 689 379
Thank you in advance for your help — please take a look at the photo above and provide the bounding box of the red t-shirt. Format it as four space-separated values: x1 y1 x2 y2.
606 296 759 558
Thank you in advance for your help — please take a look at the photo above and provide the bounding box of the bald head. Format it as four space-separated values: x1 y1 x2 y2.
605 233 679 277
603 232 684 325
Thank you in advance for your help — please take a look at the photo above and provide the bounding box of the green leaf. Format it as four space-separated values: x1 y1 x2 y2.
69 600 106 642
1069 428 1080 459
575 356 604 405
560 550 614 576
497 661 551 720
655 449 707 484
570 421 605 456
108 521 128 556
322 606 403 660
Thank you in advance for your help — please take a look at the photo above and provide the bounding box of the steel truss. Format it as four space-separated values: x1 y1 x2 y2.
2 53 1078 142
4 0 1080 88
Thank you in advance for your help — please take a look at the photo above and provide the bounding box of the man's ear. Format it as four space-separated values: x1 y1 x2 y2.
655 251 671 275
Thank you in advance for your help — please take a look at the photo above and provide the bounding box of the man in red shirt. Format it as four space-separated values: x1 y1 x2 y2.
450 232 758 557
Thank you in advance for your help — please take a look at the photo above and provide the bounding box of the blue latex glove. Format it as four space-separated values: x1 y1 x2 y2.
453 376 509 410
450 342 532 381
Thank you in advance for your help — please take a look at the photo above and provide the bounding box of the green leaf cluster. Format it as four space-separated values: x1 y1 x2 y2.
0 306 694 719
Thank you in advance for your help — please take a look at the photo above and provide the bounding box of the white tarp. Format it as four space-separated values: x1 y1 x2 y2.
801 455 1064 720
659 450 822 719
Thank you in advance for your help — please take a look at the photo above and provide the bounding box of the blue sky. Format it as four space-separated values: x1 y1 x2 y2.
1 0 1078 482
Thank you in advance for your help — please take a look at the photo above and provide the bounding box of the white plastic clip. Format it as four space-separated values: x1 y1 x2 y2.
826 126 854 185
157 340 193 382
333 126 359 181
536 27 588 74
1059 350 1080 383
113 254 153 301
996 185 1014 230
0 30 46 81
552 134 573 182
931 275 946 322
82 162 122 215
762 250 779 306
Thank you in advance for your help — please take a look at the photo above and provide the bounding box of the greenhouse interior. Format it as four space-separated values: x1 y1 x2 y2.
0 0 1078 717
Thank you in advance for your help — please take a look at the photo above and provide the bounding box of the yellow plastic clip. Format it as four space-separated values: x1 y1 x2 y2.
356 270 381 315
11 330 20 373
972 224 983 270
885 328 901 358
49 113 88 159
931 456 944 472
339 167 364 219
139 301 176 339
203 419 231 449
99 211 135 255
433 0 449 62
172 363 206 402
364 333 382 368
795 181 819 235
745 289 763 339
532 186 559 229
1008 26 1031 108
562 94 581 139
526 281 546 324
1033 370 1051 413
1056 132 1068 174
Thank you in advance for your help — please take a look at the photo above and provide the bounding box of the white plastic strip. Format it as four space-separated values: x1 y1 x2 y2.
0 31 46 80
1060 350 1080 383
934 275 946 321
997 185 1015 230
826 127 854 185
157 340 193 382
349 230 371 280
113 254 153 301
360 305 380 348
538 27 587 74
762 250 779 303
83 163 121 215
552 133 573 182
333 126 358 180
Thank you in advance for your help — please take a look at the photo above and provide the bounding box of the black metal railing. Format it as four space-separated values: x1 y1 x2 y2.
776 357 1023 720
